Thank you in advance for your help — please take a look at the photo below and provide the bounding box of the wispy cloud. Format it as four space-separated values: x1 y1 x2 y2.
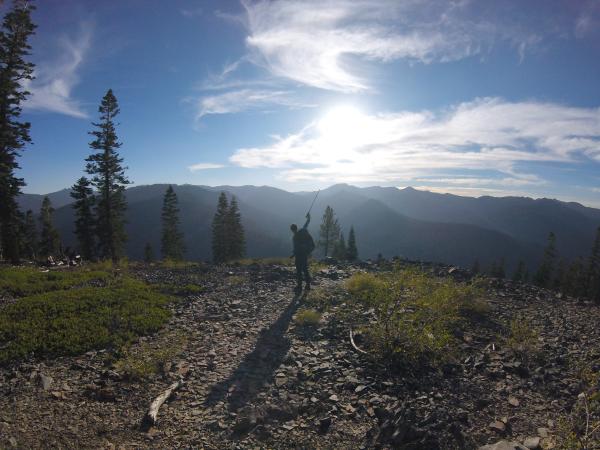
229 98 600 187
24 25 91 118
195 88 313 121
241 0 548 92
180 7 203 18
188 163 225 172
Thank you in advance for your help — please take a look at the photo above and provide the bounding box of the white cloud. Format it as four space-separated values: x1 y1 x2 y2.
188 163 225 172
241 0 546 92
229 98 600 186
195 88 313 121
180 7 203 18
24 26 91 118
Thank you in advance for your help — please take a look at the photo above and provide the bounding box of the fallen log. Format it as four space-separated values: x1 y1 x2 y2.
349 329 368 355
141 380 183 430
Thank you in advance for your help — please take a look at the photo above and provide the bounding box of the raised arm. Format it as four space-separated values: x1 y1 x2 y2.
302 212 311 229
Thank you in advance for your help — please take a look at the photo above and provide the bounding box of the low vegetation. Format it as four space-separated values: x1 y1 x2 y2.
0 266 111 297
555 367 600 449
0 274 171 364
114 332 187 380
505 317 541 366
294 309 322 327
345 267 488 370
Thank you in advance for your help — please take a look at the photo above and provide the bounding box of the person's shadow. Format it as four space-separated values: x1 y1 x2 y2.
204 291 305 411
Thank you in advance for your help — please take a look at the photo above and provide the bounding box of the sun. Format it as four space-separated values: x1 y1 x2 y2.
317 105 366 140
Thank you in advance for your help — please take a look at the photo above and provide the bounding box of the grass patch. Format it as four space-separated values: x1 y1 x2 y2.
294 309 322 327
505 318 541 366
344 268 487 370
232 257 293 267
0 266 111 297
0 276 171 364
114 332 187 380
555 367 600 449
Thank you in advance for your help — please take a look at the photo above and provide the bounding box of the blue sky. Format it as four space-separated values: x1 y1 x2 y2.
12 0 600 207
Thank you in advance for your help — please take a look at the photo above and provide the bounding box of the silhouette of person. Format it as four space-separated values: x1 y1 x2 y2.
290 213 315 293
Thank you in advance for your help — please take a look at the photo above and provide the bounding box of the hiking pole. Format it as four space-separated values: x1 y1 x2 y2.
306 189 320 216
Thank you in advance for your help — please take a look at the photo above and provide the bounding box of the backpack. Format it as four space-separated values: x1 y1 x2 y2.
296 228 315 254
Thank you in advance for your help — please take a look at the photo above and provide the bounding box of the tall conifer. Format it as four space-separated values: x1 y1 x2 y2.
211 192 229 264
161 185 185 261
21 208 37 259
0 0 35 262
225 195 245 261
534 232 557 288
71 176 95 260
39 196 60 258
347 226 358 261
318 205 340 257
86 89 129 263
333 231 347 260
587 227 600 302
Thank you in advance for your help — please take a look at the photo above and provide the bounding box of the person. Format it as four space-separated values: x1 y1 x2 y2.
290 213 315 293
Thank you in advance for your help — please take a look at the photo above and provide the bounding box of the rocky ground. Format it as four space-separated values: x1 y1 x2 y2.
1 262 599 449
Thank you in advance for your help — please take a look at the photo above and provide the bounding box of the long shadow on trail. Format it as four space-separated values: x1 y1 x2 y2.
204 292 304 411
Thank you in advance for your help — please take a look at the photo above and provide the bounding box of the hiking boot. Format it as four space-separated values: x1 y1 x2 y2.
304 282 311 291
294 283 303 294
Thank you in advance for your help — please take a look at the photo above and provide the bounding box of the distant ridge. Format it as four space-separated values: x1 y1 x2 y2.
18 183 600 269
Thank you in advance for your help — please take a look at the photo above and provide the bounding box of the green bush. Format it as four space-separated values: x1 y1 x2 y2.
294 309 322 327
0 266 111 297
0 276 171 364
505 318 540 365
115 332 187 380
345 268 487 369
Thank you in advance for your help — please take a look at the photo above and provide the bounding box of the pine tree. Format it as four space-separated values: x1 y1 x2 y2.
21 208 37 259
0 1 35 263
71 176 95 260
86 89 129 263
512 260 526 282
563 257 587 298
318 206 340 257
143 242 154 264
553 258 566 291
225 195 245 261
38 196 60 257
534 232 557 288
587 227 600 302
211 192 229 264
332 231 347 260
160 185 185 261
347 226 358 261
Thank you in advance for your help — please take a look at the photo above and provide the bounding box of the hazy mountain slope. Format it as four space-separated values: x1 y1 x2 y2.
27 183 599 268
338 198 541 271
17 189 73 213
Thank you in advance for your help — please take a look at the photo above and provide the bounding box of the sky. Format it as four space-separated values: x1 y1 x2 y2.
10 0 600 207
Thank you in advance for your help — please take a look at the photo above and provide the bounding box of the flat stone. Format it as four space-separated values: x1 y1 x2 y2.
508 396 520 407
489 420 506 433
537 427 549 438
523 436 540 449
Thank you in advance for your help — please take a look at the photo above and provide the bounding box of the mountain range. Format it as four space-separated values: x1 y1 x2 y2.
18 184 600 272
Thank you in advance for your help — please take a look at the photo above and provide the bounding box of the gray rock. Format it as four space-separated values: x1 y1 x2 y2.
38 374 53 391
523 436 541 449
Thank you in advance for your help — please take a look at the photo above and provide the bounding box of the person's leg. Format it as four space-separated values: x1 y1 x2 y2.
295 257 303 290
304 259 311 289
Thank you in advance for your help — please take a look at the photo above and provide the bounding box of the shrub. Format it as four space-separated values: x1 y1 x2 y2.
0 276 171 364
295 309 322 327
555 368 600 449
0 266 111 297
345 268 487 370
114 333 187 380
505 318 540 365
